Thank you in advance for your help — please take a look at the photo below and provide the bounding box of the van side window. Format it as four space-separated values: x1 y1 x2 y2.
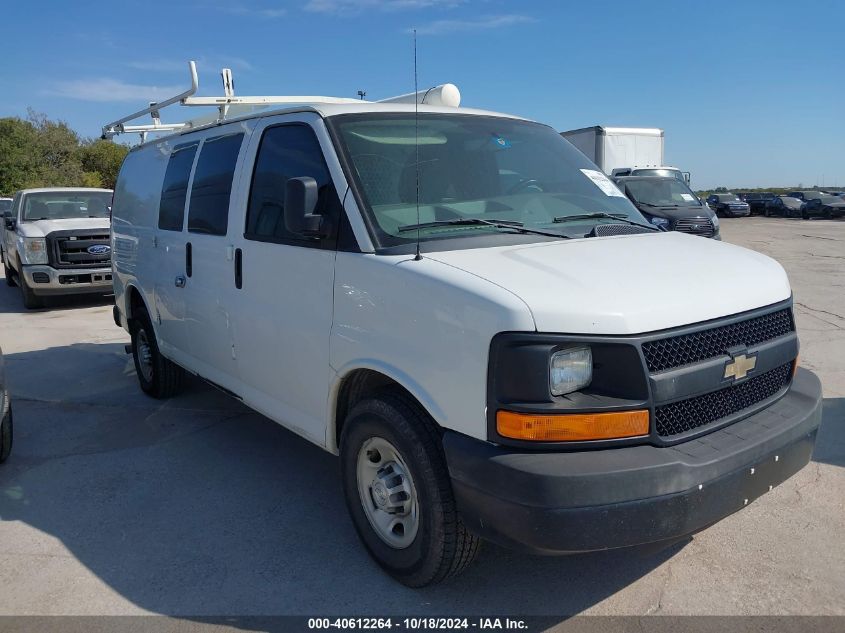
188 133 244 236
245 124 339 246
158 141 199 231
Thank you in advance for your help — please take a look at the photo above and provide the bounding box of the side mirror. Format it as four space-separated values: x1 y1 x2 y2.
284 177 323 236
4 217 15 231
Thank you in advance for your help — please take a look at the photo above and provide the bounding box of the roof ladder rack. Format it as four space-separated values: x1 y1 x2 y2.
101 60 461 143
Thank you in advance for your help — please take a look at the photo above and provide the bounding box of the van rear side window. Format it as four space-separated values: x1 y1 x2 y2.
188 133 244 236
158 142 199 231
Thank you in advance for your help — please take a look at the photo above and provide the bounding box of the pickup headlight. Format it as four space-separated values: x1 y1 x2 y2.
550 346 592 396
18 237 48 265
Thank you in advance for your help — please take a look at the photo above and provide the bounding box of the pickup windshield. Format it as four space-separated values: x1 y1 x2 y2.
22 191 112 222
625 179 702 207
330 113 646 248
630 168 686 182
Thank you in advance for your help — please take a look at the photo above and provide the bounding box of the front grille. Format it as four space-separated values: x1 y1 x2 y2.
592 223 652 237
654 362 792 437
48 233 111 269
674 217 715 238
642 308 794 372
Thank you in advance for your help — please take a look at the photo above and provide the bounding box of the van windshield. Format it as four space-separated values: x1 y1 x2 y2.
330 114 646 248
625 179 702 207
22 191 112 222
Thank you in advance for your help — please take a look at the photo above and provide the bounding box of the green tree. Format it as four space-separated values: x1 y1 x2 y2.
78 139 129 190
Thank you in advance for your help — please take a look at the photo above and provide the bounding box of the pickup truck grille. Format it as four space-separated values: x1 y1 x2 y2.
674 217 716 238
47 232 111 269
642 308 794 372
654 362 792 437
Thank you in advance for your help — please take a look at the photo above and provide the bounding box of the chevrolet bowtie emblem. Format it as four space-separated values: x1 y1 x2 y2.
724 353 757 380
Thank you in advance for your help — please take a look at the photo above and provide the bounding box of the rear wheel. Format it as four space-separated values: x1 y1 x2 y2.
340 390 480 587
802 209 809 220
823 207 832 219
19 275 43 309
130 308 184 398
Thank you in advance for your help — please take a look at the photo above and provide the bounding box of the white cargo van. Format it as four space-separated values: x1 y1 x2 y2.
108 64 822 587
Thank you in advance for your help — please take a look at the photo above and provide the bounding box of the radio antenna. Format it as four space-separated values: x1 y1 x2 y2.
413 29 422 262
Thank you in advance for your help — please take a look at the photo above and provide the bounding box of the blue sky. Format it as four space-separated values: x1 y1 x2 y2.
2 0 843 189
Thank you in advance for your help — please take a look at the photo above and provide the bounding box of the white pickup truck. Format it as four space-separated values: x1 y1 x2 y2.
107 68 822 587
2 188 114 309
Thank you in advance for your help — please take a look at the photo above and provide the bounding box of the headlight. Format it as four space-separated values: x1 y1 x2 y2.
18 237 48 265
550 346 592 396
711 213 720 227
648 216 671 230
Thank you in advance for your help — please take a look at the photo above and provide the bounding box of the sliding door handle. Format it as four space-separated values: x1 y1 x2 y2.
185 242 193 278
234 248 243 289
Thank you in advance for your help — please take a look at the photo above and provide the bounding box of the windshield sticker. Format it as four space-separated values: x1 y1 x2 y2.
580 169 626 197
491 135 511 149
681 193 696 202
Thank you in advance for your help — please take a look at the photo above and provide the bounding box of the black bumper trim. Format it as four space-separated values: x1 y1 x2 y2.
444 368 822 554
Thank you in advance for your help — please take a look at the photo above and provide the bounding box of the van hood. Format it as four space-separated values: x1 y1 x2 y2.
17 217 110 238
426 232 791 335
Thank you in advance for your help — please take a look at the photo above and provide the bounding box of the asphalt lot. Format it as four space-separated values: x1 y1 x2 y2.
0 216 843 619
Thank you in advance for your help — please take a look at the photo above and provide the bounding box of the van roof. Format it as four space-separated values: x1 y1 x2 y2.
127 102 531 150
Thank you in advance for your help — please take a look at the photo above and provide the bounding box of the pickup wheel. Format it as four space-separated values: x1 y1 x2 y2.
3 260 15 287
19 275 43 309
340 390 480 587
130 310 184 399
0 405 12 464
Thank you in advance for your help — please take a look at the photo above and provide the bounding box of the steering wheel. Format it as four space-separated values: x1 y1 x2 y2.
507 178 544 194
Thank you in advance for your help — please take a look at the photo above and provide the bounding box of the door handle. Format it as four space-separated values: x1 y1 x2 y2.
185 242 193 278
234 248 243 289
175 276 186 288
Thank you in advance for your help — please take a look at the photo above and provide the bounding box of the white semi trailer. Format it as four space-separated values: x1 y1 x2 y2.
561 126 689 183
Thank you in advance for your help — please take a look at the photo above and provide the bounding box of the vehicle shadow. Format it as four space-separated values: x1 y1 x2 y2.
0 342 690 621
813 397 845 468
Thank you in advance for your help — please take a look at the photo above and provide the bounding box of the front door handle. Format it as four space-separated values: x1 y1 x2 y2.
175 275 186 288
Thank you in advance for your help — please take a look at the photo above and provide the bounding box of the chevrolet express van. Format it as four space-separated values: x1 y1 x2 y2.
110 99 822 587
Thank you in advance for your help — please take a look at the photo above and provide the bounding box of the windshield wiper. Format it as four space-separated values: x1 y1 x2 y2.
552 212 659 232
397 218 570 239
638 202 683 208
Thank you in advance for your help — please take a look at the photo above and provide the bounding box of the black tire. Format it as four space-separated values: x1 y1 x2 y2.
0 405 12 464
802 209 809 220
823 208 832 220
19 275 43 309
3 260 15 287
130 308 184 398
340 390 480 587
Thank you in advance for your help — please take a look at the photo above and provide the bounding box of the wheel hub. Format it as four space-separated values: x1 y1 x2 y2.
356 437 420 549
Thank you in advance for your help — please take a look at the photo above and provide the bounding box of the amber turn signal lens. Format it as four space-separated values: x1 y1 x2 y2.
496 409 649 442
792 354 800 378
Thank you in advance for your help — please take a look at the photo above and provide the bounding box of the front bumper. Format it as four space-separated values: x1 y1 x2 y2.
22 264 113 295
444 368 822 554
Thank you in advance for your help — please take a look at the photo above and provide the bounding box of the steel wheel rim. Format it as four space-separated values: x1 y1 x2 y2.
356 436 420 549
137 329 154 383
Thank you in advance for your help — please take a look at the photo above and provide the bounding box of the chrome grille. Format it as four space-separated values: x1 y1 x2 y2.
674 216 716 238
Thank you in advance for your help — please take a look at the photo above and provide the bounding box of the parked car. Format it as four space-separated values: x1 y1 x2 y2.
108 69 822 587
706 193 751 217
614 176 719 238
1 188 114 309
0 346 11 464
737 192 775 215
764 195 803 218
801 192 845 220
0 198 13 270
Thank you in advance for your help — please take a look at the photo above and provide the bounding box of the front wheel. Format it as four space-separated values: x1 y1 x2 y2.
3 260 15 287
0 405 12 464
19 275 43 309
130 310 184 398
340 391 480 587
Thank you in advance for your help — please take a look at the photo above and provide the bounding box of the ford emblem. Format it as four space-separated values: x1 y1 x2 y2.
87 244 111 255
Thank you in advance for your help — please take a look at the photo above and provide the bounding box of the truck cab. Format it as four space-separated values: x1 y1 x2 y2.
611 165 689 183
107 65 822 587
2 188 114 309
